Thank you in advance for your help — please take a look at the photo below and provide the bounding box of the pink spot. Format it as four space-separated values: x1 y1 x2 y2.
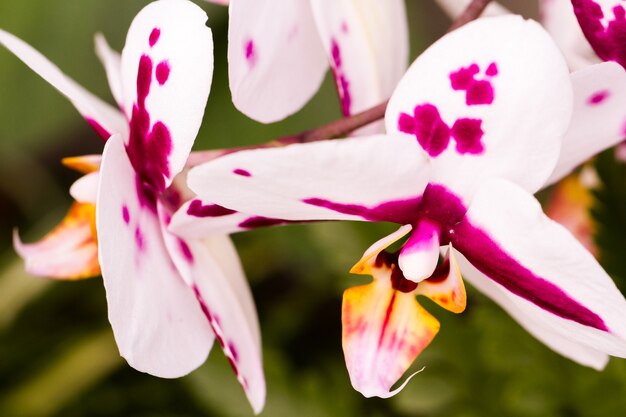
122 205 130 224
330 38 352 116
451 118 485 154
135 227 145 251
178 239 194 263
341 21 349 33
149 28 161 47
398 104 451 157
486 62 499 76
450 63 497 106
156 60 171 85
233 168 251 177
244 39 257 66
85 118 110 141
588 90 610 105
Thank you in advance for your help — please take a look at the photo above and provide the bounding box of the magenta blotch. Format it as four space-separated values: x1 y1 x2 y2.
149 28 161 47
571 1 626 69
156 60 171 85
178 238 194 263
233 168 252 177
135 226 145 251
398 104 451 157
126 54 173 211
122 205 130 225
588 90 610 105
330 38 352 116
187 199 236 217
450 63 497 106
85 118 111 141
451 118 485 154
244 39 257 66
303 195 423 225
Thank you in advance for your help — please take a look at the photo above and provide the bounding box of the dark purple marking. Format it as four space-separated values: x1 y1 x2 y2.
572 1 626 69
238 216 299 229
228 342 239 363
187 199 236 217
450 219 608 331
126 54 173 211
450 63 497 106
233 168 251 177
135 226 145 251
330 38 352 116
156 60 171 85
85 118 110 141
178 238 194 263
376 251 418 293
398 104 451 157
192 285 242 377
303 196 422 225
451 118 485 154
427 258 451 283
588 89 610 105
122 205 130 225
149 28 161 47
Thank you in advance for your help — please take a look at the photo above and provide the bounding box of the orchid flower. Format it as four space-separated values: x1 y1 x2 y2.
211 0 408 126
174 16 626 397
1 0 264 411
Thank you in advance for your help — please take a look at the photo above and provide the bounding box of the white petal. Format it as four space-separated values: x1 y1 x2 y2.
433 0 509 19
546 62 626 185
121 0 213 190
228 0 328 123
188 135 430 223
310 0 408 131
97 134 213 378
540 0 599 70
95 33 124 108
457 249 609 369
161 220 265 413
385 16 572 202
69 172 100 205
0 29 127 140
450 178 626 358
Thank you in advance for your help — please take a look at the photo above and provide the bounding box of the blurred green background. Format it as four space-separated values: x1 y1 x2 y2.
1 1 626 416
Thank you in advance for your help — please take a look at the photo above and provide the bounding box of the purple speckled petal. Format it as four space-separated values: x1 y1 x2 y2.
0 29 127 140
310 0 408 133
546 62 626 185
451 179 626 359
120 0 213 189
228 0 327 123
97 135 214 378
385 16 572 202
188 135 430 223
169 199 257 238
164 231 266 414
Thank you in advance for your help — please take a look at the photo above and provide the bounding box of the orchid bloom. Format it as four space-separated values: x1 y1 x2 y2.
211 0 408 126
1 0 264 411
172 16 626 397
